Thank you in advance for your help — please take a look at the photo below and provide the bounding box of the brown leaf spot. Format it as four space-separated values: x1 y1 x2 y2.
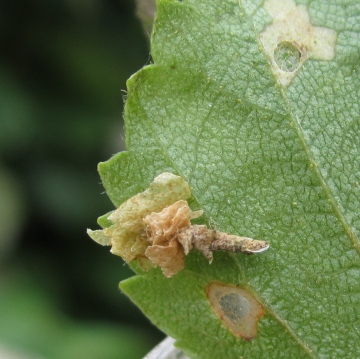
207 283 265 340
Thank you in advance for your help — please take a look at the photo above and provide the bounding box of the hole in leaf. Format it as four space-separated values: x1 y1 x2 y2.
207 283 265 340
273 41 301 72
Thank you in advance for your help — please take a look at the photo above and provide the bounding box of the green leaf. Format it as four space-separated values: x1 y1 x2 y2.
96 0 360 357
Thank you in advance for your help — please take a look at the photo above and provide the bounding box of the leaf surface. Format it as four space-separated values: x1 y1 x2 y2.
98 0 360 357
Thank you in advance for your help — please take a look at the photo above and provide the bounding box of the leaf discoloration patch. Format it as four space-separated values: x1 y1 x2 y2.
260 0 337 86
207 283 265 340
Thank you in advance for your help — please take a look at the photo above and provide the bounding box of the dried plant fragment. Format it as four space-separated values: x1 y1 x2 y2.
143 200 203 277
144 200 203 245
109 172 191 233
178 225 269 263
178 225 215 262
145 238 185 278
210 232 269 254
87 172 192 265
88 172 269 278
207 283 265 340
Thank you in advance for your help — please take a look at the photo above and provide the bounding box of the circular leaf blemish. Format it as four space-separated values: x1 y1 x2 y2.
219 293 250 320
207 283 265 340
274 41 301 72
259 0 337 87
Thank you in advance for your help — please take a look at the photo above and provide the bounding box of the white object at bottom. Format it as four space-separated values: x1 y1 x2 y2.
143 337 190 359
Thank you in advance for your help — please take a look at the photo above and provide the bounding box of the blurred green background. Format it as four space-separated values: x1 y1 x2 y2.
0 0 163 358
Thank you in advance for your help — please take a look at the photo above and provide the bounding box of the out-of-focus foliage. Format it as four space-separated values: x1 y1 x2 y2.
135 0 156 35
0 0 162 357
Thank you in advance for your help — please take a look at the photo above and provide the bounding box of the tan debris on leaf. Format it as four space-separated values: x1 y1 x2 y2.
143 200 202 277
88 172 270 278
144 200 203 245
87 172 192 266
106 226 148 262
178 225 215 262
145 238 185 278
210 233 269 254
108 172 191 233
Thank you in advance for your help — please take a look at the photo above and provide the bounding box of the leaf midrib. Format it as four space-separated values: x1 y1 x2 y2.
280 88 360 251
230 253 316 358
240 0 360 255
